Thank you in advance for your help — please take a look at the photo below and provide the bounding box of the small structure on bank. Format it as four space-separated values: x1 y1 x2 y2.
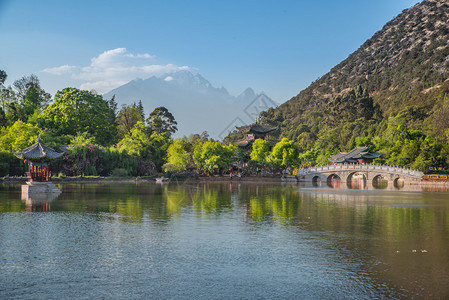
15 138 64 196
235 123 277 150
329 147 382 165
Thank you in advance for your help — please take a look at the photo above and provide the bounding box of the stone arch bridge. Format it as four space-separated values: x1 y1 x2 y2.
297 164 424 188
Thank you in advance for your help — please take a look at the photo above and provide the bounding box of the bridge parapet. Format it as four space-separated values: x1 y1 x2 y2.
297 164 424 179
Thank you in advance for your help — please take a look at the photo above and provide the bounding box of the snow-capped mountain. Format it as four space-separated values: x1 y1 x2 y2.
103 71 277 139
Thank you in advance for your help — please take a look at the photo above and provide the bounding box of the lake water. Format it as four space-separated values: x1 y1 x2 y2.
1 182 448 299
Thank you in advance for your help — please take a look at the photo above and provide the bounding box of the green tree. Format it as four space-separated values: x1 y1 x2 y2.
147 131 171 169
0 70 6 85
0 107 6 128
269 138 300 169
0 70 13 116
193 141 235 175
117 121 170 170
137 100 145 122
412 136 443 171
38 88 117 145
0 120 40 152
116 104 143 138
13 75 51 122
68 132 96 149
250 139 270 167
118 121 151 157
0 87 16 119
146 106 177 136
107 95 118 118
164 138 193 172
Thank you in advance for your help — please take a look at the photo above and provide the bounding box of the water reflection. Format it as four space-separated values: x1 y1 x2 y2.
1 182 449 298
21 192 60 212
312 177 449 192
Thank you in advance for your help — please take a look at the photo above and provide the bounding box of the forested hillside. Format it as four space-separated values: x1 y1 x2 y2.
254 0 449 170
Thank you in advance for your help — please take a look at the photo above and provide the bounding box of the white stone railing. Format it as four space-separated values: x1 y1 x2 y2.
297 163 424 178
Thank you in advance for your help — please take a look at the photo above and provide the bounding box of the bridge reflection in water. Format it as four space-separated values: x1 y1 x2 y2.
298 164 423 190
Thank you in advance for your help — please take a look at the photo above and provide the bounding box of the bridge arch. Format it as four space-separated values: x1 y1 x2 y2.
326 174 341 188
312 175 321 186
346 171 367 189
393 177 405 189
372 174 388 189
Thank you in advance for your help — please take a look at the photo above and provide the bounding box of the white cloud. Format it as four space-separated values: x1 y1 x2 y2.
42 48 190 94
43 65 78 75
89 48 155 68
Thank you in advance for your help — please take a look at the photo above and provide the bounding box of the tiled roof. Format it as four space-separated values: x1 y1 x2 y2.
329 147 382 163
236 123 276 134
15 139 64 160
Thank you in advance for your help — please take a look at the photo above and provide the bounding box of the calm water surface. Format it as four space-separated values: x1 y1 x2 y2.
0 182 449 299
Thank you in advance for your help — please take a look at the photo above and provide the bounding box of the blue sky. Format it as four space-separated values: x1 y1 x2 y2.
0 0 420 103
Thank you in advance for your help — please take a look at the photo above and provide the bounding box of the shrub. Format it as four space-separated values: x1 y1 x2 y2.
110 168 128 177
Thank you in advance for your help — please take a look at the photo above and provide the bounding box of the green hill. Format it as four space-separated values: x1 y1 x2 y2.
239 0 449 170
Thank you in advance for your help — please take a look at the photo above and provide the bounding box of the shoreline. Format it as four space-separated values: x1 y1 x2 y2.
3 176 449 186
0 175 283 184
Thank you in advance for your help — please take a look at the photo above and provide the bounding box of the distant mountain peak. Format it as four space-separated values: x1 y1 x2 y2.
237 87 256 102
240 87 255 95
103 71 276 138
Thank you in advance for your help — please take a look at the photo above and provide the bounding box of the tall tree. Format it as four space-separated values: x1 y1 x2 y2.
116 104 143 138
118 121 151 157
0 70 6 85
146 106 178 136
8 74 51 122
107 95 118 118
0 107 6 128
0 70 17 114
137 100 145 122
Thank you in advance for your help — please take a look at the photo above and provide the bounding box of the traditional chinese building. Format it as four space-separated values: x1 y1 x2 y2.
15 138 64 196
329 147 382 165
15 138 64 182
235 123 277 150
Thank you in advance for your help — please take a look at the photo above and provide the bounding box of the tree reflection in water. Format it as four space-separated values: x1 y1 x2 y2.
0 181 448 297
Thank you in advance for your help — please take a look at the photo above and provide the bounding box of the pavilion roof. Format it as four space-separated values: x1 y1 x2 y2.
236 123 276 134
329 147 382 163
15 138 64 160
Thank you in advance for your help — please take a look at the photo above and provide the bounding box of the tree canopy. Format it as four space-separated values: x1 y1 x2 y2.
38 88 116 145
164 138 193 172
0 120 39 152
116 103 144 138
269 138 300 169
146 106 178 136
